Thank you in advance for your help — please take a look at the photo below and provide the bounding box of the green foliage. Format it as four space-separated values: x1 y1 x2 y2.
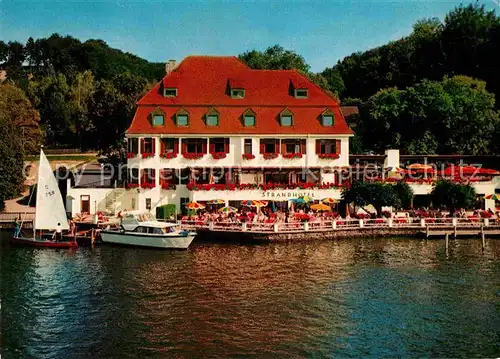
431 180 477 213
392 181 414 209
342 181 399 215
156 204 176 219
0 83 40 208
239 45 310 72
358 76 499 154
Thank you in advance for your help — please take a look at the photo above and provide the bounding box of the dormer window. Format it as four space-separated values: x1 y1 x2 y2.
321 109 334 126
164 88 178 97
153 114 164 126
231 89 245 99
176 109 189 127
205 108 219 126
280 108 294 127
294 89 308 98
150 108 165 126
242 109 256 127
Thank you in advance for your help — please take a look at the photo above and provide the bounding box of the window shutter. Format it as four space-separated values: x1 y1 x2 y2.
224 138 229 153
301 139 306 154
209 139 215 153
151 168 156 184
140 169 146 184
173 139 179 154
181 140 187 154
160 139 165 154
315 139 321 154
336 140 341 154
274 139 279 154
151 138 156 154
202 139 207 153
140 138 145 153
260 141 265 154
281 140 286 154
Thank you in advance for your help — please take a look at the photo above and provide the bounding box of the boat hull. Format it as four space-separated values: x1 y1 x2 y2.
100 230 195 249
11 236 78 248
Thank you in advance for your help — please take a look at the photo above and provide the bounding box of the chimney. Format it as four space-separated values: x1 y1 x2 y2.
165 59 177 74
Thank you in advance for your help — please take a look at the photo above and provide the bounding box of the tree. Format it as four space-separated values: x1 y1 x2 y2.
0 83 41 209
239 45 310 72
342 181 398 215
431 180 476 213
358 76 500 155
393 181 414 209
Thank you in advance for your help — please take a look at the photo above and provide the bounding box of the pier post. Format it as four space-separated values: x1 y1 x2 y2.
452 218 458 227
453 226 457 239
420 218 425 227
332 220 337 230
481 225 485 250
209 221 214 231
445 233 449 251
274 223 279 233
484 218 489 227
426 225 429 239
388 218 393 228
242 223 247 232
304 222 309 231
359 219 364 228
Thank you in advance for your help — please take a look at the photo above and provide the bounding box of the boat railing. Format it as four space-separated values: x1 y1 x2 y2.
0 212 36 223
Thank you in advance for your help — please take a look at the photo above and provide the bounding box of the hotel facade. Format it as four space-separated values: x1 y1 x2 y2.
65 57 499 217
123 56 353 212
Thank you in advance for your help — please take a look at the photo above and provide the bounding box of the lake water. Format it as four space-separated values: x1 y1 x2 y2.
1 232 500 358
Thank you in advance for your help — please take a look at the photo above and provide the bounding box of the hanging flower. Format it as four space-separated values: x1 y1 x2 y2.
140 182 156 189
242 154 256 160
211 152 227 159
282 153 303 159
161 183 176 190
127 183 139 189
161 152 178 159
318 153 340 159
182 153 204 160
263 153 279 160
126 153 136 159
141 152 155 159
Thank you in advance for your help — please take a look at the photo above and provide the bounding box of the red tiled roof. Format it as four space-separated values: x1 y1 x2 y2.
129 56 353 135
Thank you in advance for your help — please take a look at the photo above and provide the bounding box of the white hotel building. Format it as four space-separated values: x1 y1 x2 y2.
65 56 499 216
123 56 352 213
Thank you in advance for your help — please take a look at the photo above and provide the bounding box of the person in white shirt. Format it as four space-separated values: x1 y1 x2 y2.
53 222 62 241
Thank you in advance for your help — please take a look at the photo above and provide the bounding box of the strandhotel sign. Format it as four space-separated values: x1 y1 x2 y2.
261 190 316 199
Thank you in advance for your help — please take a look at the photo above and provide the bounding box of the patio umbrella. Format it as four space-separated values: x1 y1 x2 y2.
310 203 332 212
322 197 339 204
290 195 313 204
218 206 238 213
484 194 500 201
185 201 205 210
207 199 225 205
241 200 268 207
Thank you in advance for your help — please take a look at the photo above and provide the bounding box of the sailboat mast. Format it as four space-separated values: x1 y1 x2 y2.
33 148 43 238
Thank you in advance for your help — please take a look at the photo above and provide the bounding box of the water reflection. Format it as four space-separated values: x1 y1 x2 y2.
2 235 500 358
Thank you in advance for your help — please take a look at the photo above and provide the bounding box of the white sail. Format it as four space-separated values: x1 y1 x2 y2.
34 149 69 230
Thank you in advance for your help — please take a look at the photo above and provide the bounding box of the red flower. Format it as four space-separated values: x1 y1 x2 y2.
318 153 340 159
282 153 303 159
161 183 176 190
263 153 279 160
127 183 139 189
211 152 227 159
242 154 256 160
141 152 155 159
140 182 155 189
126 153 136 159
182 153 204 160
161 152 178 159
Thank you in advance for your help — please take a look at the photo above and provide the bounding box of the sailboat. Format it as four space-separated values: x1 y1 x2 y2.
12 149 77 248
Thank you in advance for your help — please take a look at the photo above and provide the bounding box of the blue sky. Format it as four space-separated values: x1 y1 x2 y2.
1 0 498 72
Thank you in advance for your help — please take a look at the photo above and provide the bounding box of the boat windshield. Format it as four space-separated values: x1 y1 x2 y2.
134 213 156 222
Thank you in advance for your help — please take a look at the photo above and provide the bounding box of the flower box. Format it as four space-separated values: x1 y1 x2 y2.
185 181 345 191
211 152 227 159
282 153 303 159
140 183 156 189
263 153 279 160
318 153 340 159
127 183 139 189
182 153 204 160
161 152 178 159
141 152 155 159
161 183 177 190
242 154 256 160
126 153 136 159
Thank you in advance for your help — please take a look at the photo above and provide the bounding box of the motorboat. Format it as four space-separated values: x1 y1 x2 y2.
100 212 196 249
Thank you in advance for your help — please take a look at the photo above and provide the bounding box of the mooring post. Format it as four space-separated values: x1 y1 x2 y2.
242 222 247 232
304 222 309 231
445 233 449 251
359 219 364 228
453 226 457 239
273 223 279 233
332 220 337 230
420 218 425 227
209 221 214 231
426 225 429 239
481 225 485 250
